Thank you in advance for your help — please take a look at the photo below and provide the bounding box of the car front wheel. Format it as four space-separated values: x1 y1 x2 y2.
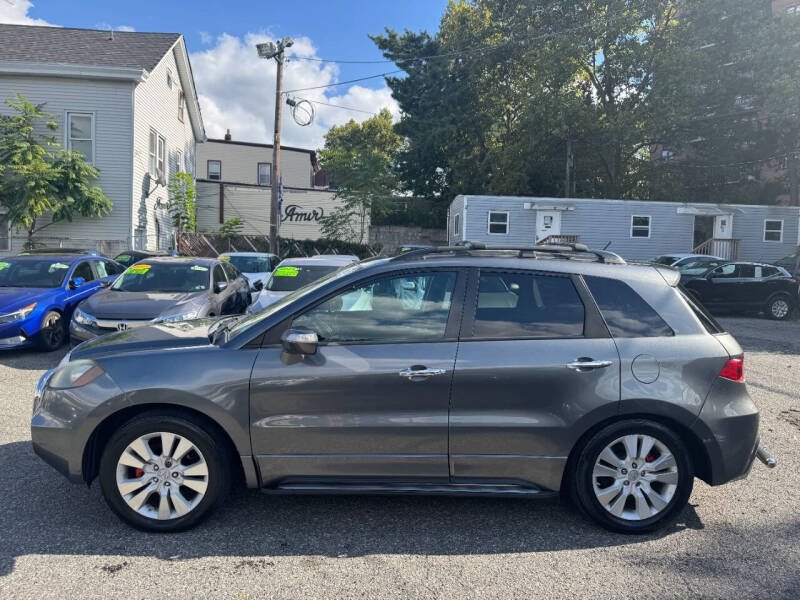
37 310 66 351
99 413 231 532
571 420 694 534
767 294 793 320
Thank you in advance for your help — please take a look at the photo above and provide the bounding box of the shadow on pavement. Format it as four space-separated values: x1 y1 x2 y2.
0 347 67 372
0 439 704 576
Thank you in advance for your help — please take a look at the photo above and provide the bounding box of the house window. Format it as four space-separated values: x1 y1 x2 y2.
488 211 509 235
0 212 9 252
149 129 166 177
661 150 674 161
764 219 783 242
175 150 183 175
258 162 271 186
67 112 94 164
631 215 651 238
453 213 461 237
208 160 222 181
178 91 185 123
167 69 174 89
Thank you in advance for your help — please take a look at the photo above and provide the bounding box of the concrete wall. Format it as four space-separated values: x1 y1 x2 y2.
369 226 447 249
0 74 135 255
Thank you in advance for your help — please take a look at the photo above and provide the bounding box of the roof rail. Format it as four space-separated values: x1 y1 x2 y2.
391 241 626 264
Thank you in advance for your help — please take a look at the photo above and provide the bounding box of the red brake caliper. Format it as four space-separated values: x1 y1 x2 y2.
134 467 144 478
645 452 656 463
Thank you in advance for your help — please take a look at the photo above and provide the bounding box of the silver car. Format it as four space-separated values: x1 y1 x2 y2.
32 243 773 533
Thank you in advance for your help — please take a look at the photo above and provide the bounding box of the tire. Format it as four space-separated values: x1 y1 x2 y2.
766 294 793 321
570 419 694 534
99 412 231 532
37 310 66 351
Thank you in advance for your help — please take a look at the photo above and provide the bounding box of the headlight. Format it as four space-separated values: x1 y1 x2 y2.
0 302 36 324
73 308 96 326
47 360 105 390
152 309 202 324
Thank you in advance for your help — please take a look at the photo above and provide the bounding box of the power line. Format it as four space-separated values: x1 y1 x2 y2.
309 100 379 115
283 70 405 94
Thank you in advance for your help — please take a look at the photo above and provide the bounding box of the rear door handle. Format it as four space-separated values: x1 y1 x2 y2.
399 367 447 379
566 359 613 371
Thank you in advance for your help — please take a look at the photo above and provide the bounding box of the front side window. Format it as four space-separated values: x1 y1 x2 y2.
631 215 651 238
208 160 221 181
149 130 166 176
221 261 239 280
71 261 96 283
764 220 783 242
473 271 584 339
710 264 737 278
213 264 227 287
584 276 673 338
258 162 271 186
488 211 509 235
67 112 94 164
293 271 457 344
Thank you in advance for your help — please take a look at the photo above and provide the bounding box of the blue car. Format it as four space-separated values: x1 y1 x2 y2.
0 254 125 351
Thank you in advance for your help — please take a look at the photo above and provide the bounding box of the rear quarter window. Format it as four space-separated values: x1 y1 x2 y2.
584 275 674 338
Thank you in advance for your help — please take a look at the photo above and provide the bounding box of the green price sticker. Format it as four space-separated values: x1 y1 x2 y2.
126 264 151 275
0 262 9 270
274 266 299 277
115 254 131 263
219 256 230 262
191 265 209 271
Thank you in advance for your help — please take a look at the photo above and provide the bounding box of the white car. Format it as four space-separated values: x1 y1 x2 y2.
218 252 279 291
650 253 722 268
247 255 359 313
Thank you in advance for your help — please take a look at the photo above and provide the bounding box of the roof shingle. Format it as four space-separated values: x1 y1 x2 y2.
0 24 181 72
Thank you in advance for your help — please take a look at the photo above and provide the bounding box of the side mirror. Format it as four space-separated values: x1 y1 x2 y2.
253 279 264 292
281 328 318 356
69 277 86 290
401 280 417 292
214 280 228 294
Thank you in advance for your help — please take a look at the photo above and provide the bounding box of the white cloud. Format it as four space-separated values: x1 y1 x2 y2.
191 31 399 149
96 22 136 32
0 0 57 26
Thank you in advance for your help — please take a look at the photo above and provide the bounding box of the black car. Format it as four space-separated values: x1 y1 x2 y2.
112 250 172 267
682 261 799 320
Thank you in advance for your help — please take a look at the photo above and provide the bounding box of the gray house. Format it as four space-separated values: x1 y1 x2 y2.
448 195 800 262
0 24 205 255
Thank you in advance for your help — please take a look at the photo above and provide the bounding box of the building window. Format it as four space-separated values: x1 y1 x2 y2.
487 211 509 235
66 112 94 164
453 213 461 237
166 69 174 89
661 150 674 161
208 160 222 181
178 91 185 123
0 212 9 251
258 162 271 186
175 150 183 175
764 219 783 242
631 215 651 238
149 129 166 177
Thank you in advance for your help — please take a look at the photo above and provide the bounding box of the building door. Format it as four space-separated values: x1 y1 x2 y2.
693 215 714 249
713 214 734 258
536 211 561 243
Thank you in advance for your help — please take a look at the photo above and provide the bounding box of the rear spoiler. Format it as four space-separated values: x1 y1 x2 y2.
652 265 681 287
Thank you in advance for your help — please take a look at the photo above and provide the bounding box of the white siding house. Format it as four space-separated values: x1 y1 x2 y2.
0 24 205 255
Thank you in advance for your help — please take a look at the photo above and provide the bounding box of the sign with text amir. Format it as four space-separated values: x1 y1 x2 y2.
281 204 324 223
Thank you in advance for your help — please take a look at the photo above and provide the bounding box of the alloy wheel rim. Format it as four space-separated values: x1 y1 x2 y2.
115 431 209 520
592 434 679 521
771 299 789 318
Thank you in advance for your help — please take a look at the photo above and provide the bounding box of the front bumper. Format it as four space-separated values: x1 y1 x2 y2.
0 317 38 348
69 320 100 346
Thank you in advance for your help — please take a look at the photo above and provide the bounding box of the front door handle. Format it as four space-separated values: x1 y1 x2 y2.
566 358 613 371
399 366 447 379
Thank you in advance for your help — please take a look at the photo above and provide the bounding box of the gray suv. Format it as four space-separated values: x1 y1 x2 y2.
31 244 773 533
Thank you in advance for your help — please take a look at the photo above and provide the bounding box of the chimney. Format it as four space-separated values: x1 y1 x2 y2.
224 129 232 141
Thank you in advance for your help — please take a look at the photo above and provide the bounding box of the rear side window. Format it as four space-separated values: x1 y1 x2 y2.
474 271 584 339
584 276 673 338
677 288 726 334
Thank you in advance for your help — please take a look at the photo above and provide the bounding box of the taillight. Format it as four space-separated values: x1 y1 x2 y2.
720 357 744 382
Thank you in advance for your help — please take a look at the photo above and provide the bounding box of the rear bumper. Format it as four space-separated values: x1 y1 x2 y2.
693 378 760 486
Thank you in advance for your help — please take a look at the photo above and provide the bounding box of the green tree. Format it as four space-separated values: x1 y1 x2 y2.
0 94 112 243
168 171 197 233
318 109 402 243
219 216 243 239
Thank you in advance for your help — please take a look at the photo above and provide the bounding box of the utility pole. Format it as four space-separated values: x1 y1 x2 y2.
256 37 293 254
565 138 573 198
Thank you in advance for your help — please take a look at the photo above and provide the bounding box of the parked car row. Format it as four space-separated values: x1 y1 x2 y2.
650 254 799 320
0 248 359 352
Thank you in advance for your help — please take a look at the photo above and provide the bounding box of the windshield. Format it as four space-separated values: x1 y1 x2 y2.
678 258 725 276
265 264 341 292
226 255 271 273
0 258 72 288
651 256 678 266
111 263 210 293
226 262 372 340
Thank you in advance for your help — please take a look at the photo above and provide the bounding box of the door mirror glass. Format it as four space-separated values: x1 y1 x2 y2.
281 328 318 355
253 279 264 291
69 276 86 290
215 280 228 294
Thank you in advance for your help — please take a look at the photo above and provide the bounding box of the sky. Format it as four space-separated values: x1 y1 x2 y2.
0 0 447 148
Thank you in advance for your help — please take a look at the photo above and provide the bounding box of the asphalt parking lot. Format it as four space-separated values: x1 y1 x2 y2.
0 318 798 600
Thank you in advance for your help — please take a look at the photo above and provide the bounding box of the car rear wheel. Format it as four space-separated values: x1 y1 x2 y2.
571 420 694 534
767 294 792 320
99 413 231 532
37 310 66 351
